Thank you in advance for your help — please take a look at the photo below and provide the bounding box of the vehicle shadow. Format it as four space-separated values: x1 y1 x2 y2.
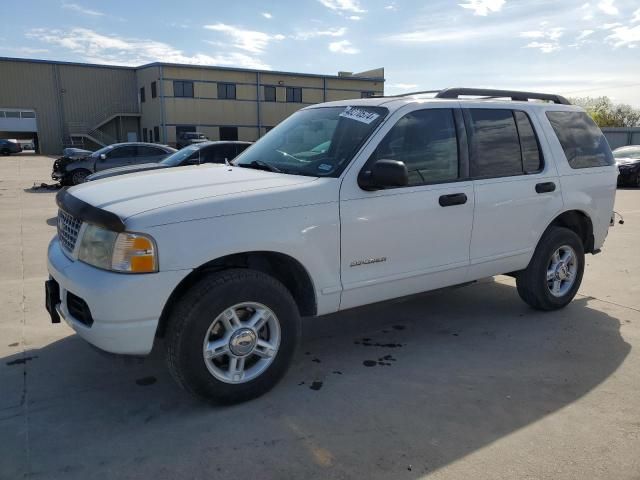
0 280 630 479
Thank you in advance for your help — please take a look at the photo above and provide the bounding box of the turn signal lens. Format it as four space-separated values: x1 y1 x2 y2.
111 233 158 273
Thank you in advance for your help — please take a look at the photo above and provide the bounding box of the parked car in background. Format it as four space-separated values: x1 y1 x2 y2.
0 139 22 155
177 131 208 149
22 143 34 150
52 142 176 185
87 141 252 181
614 145 640 187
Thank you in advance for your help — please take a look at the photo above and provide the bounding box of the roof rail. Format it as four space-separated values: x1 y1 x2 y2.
435 87 571 105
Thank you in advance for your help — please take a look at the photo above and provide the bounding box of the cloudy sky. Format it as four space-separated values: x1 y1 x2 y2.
2 0 639 105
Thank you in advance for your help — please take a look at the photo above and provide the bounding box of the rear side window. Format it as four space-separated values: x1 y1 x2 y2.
468 109 544 177
546 111 613 168
468 109 522 177
514 111 543 173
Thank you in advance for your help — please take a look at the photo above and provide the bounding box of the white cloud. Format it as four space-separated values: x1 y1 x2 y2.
295 27 347 40
520 27 563 41
458 0 505 16
525 41 560 53
601 22 623 29
348 15 362 20
632 8 640 22
26 27 271 69
328 40 359 54
0 46 49 54
606 24 640 47
581 3 594 20
318 0 365 13
62 2 104 16
384 3 397 10
576 29 594 40
386 28 482 43
262 12 272 19
203 23 284 54
597 0 618 15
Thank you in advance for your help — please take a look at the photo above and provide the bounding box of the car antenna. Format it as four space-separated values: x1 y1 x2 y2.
224 157 232 170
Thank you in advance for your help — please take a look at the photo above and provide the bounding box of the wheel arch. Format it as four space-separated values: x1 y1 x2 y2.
545 209 595 253
156 250 317 338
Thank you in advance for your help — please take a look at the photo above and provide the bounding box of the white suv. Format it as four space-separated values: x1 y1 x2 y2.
46 88 617 404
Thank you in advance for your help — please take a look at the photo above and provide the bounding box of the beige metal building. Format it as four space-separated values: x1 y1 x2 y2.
0 57 384 154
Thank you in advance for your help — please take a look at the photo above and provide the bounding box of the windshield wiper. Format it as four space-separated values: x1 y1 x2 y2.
239 160 281 173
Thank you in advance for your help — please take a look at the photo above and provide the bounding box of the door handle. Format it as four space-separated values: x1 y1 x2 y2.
535 182 556 193
439 193 467 207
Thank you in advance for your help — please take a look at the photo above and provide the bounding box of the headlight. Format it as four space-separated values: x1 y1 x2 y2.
77 224 158 273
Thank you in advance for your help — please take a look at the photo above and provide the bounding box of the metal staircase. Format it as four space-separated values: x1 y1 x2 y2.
63 103 140 149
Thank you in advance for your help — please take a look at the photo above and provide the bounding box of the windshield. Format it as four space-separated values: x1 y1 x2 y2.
161 144 201 166
233 106 388 177
613 147 640 160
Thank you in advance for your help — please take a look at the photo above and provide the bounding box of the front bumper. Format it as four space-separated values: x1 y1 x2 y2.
47 237 190 355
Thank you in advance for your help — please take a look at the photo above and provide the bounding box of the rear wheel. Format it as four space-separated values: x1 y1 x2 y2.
165 269 301 404
516 227 584 310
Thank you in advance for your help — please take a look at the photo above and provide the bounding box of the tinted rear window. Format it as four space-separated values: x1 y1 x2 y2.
546 111 613 168
468 109 522 177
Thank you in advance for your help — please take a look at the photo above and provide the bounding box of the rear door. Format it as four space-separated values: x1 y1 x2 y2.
465 106 563 279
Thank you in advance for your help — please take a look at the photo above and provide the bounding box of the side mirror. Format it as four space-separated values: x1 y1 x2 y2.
99 153 107 160
358 159 408 191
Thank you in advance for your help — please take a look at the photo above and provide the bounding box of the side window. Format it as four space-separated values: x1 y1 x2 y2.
217 83 236 99
235 143 250 155
108 146 136 158
137 146 163 157
173 81 194 98
204 144 236 163
546 111 614 168
514 111 543 173
468 109 522 178
369 109 459 186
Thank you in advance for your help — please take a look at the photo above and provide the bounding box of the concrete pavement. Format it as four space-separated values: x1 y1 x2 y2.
1 155 638 479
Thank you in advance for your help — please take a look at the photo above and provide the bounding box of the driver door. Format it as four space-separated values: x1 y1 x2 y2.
339 107 474 310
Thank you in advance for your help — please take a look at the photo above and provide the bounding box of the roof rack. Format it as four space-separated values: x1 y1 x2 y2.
380 87 571 105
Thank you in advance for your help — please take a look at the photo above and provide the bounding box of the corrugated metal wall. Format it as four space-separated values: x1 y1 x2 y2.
0 59 138 154
603 128 640 150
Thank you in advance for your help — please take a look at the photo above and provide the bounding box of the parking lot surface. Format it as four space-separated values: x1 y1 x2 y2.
1 154 639 479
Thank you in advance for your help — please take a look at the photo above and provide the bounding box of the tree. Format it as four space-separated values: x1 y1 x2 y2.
569 96 640 128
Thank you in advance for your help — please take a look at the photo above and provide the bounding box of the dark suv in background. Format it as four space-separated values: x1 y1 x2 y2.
0 139 22 155
86 141 252 181
177 132 208 149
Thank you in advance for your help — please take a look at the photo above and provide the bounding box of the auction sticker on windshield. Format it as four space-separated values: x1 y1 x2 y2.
339 106 380 124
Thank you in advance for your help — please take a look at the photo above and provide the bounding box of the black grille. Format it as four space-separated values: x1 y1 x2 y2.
66 291 93 327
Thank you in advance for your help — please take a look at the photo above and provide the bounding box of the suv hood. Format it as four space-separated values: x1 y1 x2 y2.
87 163 167 181
68 164 321 225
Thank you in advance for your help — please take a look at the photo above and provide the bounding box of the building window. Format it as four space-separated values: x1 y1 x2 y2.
217 83 236 99
219 127 238 141
5 111 19 118
154 126 160 143
140 87 145 103
264 86 276 102
151 81 157 98
286 87 302 103
174 80 194 98
149 129 153 142
361 91 375 98
142 128 148 142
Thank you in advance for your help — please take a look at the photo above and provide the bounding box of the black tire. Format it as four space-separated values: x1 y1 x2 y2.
165 269 301 404
635 172 640 188
516 227 584 311
1 149 10 156
70 169 90 185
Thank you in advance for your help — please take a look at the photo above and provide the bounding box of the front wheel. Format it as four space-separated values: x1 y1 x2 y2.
1 149 10 156
165 269 301 404
516 227 585 311
70 169 90 185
